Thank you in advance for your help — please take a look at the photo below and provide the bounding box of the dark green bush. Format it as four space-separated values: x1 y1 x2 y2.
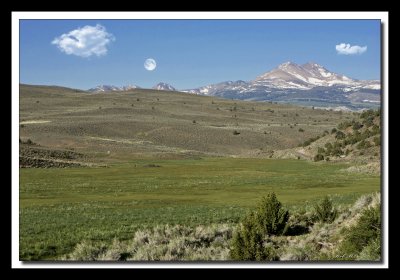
233 130 240 135
255 193 290 236
357 140 371 150
230 193 288 260
314 196 337 223
371 125 380 135
352 122 363 130
314 154 324 162
230 212 277 261
337 120 353 130
325 142 333 149
373 136 381 146
338 204 381 260
335 131 345 140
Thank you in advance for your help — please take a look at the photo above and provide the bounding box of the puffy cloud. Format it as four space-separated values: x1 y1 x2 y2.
52 24 115 57
336 43 367 55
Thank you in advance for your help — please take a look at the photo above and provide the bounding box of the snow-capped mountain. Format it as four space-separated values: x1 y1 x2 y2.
185 80 248 95
152 82 176 91
253 62 379 90
88 82 177 93
183 62 380 110
86 62 380 109
88 84 140 92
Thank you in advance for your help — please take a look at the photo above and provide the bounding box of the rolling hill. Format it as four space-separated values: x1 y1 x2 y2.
19 84 352 165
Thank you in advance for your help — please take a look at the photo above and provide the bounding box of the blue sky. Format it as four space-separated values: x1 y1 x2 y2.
20 19 381 90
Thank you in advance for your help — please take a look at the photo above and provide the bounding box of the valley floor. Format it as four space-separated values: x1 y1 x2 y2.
19 158 380 260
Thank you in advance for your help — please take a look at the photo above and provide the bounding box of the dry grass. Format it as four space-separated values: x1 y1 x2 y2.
64 224 233 261
20 84 347 160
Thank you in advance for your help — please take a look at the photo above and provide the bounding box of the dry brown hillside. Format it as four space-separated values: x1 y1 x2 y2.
20 84 354 163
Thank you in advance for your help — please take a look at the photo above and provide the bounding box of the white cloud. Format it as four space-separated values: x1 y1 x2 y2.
52 24 115 57
336 43 367 55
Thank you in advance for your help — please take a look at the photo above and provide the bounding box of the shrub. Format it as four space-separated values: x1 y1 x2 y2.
363 116 374 127
230 212 275 261
338 120 353 130
325 142 332 150
314 154 324 162
352 122 363 130
230 193 288 260
373 136 381 146
357 140 370 150
371 125 380 135
299 128 304 132
331 128 337 134
143 164 161 168
335 131 345 140
314 196 337 223
338 204 381 260
302 136 320 147
255 193 290 236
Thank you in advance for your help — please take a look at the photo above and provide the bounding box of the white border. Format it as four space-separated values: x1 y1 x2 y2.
12 11 389 269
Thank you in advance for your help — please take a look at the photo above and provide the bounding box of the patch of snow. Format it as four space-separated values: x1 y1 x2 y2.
307 77 325 86
363 100 380 103
319 70 332 78
287 72 309 83
363 84 381 90
342 88 353 92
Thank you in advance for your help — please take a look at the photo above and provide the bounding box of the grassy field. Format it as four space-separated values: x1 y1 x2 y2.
20 158 380 260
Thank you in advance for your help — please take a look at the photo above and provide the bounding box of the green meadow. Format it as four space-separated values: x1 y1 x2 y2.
19 158 380 260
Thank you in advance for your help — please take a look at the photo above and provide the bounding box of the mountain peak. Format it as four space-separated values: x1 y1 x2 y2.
278 61 298 69
152 82 176 91
88 84 140 92
302 62 325 69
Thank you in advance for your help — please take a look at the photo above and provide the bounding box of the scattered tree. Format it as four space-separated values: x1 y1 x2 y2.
314 154 324 162
335 131 346 140
314 196 337 223
230 193 288 260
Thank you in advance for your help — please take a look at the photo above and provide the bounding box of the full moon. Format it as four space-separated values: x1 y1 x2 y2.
144 58 156 71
